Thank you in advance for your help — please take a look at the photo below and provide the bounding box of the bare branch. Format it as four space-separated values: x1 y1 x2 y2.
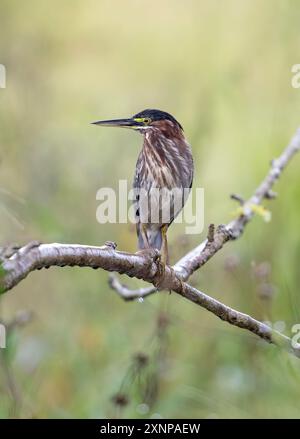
109 264 300 358
0 243 160 293
108 274 157 301
175 127 300 278
173 277 300 358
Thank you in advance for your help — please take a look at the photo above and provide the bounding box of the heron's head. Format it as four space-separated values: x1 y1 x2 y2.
92 109 183 138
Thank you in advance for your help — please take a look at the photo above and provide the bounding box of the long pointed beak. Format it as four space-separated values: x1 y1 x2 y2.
91 118 141 129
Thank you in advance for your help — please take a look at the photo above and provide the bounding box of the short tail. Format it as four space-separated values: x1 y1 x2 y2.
137 225 162 250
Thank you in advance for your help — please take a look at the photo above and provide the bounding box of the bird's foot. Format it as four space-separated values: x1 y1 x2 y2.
136 249 169 290
136 248 162 279
152 253 169 290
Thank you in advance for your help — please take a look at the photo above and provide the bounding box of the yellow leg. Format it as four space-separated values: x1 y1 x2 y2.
154 225 170 290
160 225 169 266
141 223 150 249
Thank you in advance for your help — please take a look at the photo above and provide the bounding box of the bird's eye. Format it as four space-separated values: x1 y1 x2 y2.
143 117 151 125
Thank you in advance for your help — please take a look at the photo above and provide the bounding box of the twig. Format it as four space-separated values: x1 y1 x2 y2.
108 274 157 301
230 193 245 205
207 224 215 243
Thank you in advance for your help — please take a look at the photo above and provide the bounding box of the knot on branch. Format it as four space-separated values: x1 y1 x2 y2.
0 244 21 261
205 224 232 250
104 241 117 250
264 190 277 200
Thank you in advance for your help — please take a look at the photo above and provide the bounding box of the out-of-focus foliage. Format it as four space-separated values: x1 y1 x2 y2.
0 0 300 419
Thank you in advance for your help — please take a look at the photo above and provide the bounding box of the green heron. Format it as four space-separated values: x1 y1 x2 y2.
93 109 194 266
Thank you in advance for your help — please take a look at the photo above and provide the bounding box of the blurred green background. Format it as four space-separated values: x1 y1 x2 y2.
1 0 300 419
